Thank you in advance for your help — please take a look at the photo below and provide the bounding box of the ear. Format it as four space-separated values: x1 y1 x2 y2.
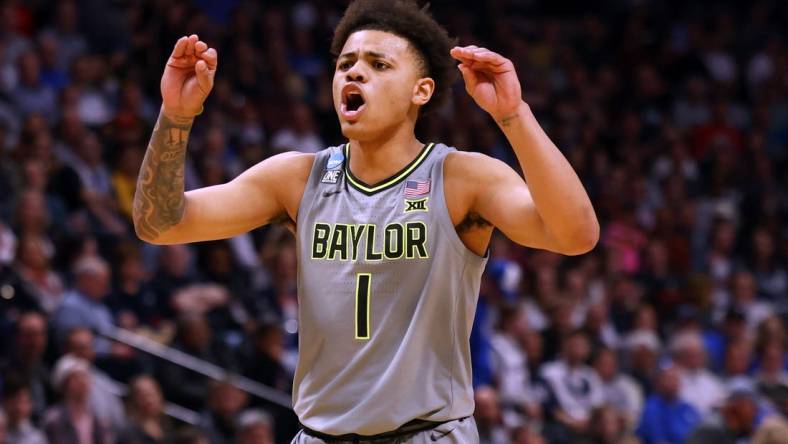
411 77 435 107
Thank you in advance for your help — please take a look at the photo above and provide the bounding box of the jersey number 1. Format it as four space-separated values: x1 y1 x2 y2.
355 273 371 339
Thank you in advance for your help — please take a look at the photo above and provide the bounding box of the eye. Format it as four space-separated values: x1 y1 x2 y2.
338 61 353 71
373 61 389 70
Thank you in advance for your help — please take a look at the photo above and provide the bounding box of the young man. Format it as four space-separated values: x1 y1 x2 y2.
133 0 598 442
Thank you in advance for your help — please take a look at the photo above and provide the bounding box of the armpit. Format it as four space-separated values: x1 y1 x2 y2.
455 212 491 234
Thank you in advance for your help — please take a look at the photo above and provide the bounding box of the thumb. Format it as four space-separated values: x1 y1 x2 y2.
458 64 478 94
195 59 213 94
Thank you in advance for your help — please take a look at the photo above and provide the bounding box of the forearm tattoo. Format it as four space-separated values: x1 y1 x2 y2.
132 112 193 240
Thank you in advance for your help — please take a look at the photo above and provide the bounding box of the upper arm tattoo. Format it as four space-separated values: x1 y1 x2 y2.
132 113 193 240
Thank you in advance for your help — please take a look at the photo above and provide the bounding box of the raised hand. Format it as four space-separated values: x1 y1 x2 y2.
450 46 522 121
161 34 218 119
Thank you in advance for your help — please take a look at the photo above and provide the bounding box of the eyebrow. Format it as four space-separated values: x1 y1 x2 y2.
338 50 390 60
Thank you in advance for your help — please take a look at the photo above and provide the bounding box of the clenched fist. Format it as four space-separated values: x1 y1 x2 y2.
161 34 218 120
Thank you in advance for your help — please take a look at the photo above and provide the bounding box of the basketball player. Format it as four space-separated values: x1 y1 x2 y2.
133 1 598 442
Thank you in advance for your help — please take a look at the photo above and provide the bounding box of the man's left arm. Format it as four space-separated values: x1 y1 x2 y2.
451 46 599 255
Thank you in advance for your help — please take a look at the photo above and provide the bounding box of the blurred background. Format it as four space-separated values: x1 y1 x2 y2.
0 0 786 443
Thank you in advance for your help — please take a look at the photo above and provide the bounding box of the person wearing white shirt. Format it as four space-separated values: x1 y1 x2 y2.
671 330 728 417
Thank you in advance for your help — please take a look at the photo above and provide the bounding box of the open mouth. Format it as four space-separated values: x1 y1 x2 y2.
346 92 365 111
341 85 366 120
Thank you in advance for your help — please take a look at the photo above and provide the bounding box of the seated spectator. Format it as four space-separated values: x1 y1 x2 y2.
578 405 640 444
172 427 210 444
755 340 788 403
63 327 126 430
43 354 113 444
540 330 604 443
727 271 773 333
199 381 249 444
242 321 290 392
752 417 788 444
158 313 235 411
686 390 759 444
490 305 540 424
53 256 115 356
592 347 643 429
237 409 275 444
117 376 173 444
722 338 755 391
106 243 159 330
637 365 701 444
671 330 728 416
2 381 47 444
14 234 63 314
510 425 547 444
0 312 52 421
474 386 509 444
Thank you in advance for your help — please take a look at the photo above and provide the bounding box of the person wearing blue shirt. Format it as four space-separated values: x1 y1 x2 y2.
637 365 702 444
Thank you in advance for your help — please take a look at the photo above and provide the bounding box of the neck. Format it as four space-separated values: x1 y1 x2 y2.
347 123 422 185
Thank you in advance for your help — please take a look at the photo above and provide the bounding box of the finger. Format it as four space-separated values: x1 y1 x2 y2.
195 40 208 55
195 59 214 93
200 47 218 69
458 63 479 92
185 34 198 56
171 36 188 58
470 51 508 66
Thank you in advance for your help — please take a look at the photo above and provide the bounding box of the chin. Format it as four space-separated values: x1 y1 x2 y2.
339 121 370 141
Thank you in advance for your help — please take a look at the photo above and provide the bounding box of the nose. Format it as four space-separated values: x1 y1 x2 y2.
345 62 366 83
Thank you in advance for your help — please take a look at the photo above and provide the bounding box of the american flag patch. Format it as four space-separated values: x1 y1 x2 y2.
404 179 430 197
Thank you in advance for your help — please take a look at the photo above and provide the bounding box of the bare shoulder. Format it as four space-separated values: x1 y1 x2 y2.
239 151 316 222
444 151 515 192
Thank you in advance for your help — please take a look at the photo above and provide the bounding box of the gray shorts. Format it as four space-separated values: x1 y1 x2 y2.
290 417 479 444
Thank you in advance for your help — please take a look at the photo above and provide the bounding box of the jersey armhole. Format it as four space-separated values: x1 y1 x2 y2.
433 151 489 265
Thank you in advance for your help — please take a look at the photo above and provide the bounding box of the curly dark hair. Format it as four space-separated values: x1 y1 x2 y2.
330 0 457 114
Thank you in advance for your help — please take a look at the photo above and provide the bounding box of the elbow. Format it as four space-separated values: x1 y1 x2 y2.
558 209 600 256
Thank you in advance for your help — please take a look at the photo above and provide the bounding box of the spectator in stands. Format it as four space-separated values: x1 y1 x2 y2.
490 304 540 424
53 256 115 354
0 312 52 420
727 271 773 333
10 52 56 119
722 338 756 391
63 327 126 430
637 365 701 444
117 376 173 444
237 409 275 444
107 242 158 331
474 386 509 444
14 234 63 314
148 245 198 319
579 405 640 444
2 381 47 444
43 354 113 444
686 390 759 444
592 347 643 430
242 321 290 392
671 330 728 416
540 330 604 443
158 313 235 411
752 417 788 444
510 426 546 444
199 381 248 444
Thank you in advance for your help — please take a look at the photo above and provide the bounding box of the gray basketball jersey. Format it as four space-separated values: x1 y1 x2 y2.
294 142 488 436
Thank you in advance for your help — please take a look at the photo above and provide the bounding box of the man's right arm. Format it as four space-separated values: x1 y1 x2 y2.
132 35 313 245
132 112 313 245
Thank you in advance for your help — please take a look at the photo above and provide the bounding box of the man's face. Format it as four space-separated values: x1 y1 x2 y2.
333 30 430 141
16 315 47 359
3 390 32 423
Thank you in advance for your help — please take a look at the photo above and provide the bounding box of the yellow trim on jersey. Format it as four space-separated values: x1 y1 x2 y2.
344 142 435 194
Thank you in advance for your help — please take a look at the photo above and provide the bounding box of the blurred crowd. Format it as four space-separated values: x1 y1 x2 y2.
0 0 786 443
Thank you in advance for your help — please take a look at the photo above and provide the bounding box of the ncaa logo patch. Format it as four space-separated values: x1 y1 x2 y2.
322 170 342 184
404 197 428 213
326 150 344 170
